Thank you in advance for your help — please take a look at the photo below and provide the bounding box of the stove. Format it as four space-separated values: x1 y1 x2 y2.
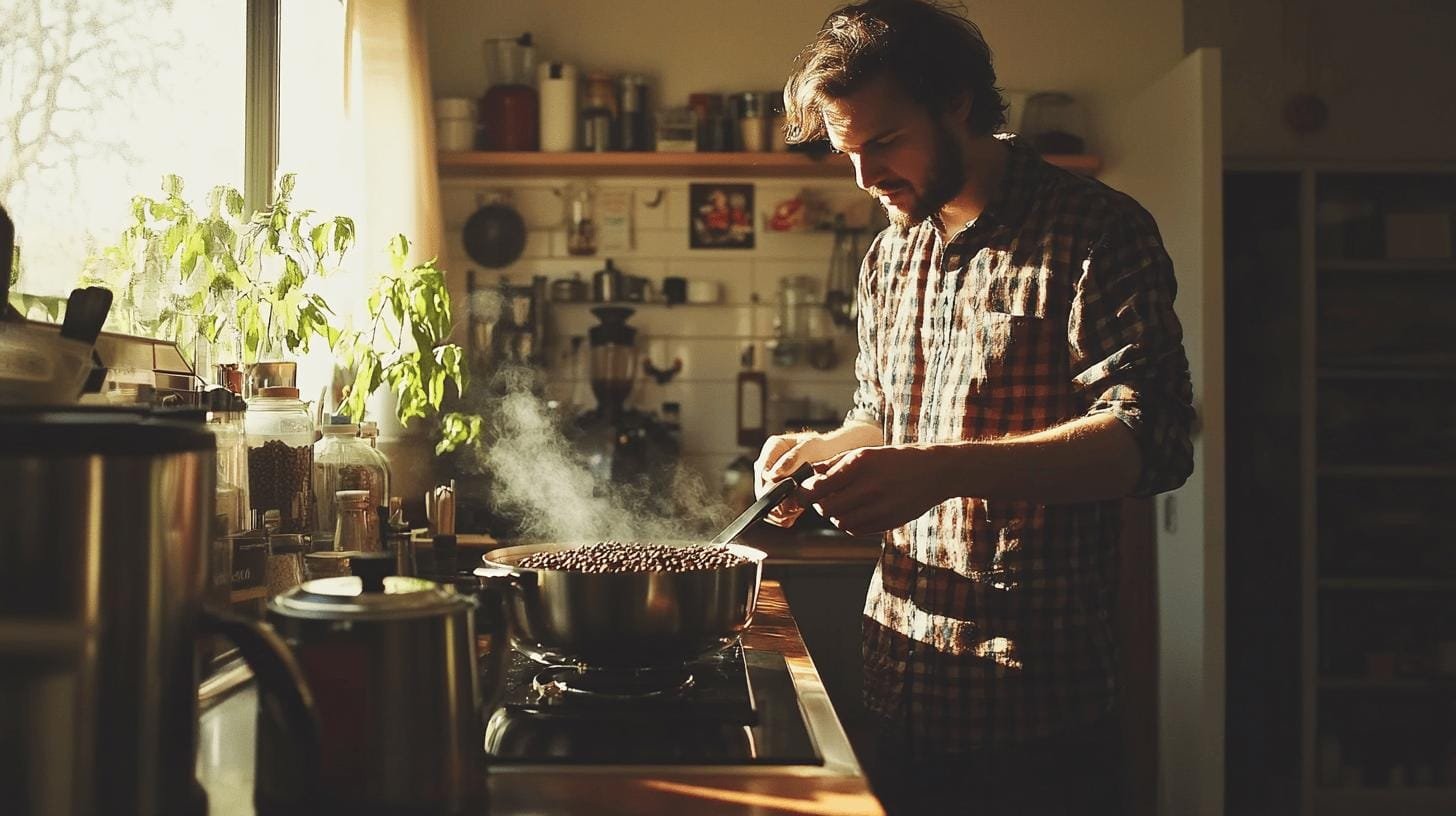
483 641 825 766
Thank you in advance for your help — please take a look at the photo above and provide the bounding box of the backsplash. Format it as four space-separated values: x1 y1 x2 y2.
437 175 881 485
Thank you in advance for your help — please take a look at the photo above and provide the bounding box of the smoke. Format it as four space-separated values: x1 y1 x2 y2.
458 363 733 543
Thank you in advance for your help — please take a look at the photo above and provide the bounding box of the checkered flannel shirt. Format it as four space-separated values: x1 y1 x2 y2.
847 135 1194 752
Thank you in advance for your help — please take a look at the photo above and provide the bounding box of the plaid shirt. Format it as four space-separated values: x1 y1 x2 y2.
848 135 1194 752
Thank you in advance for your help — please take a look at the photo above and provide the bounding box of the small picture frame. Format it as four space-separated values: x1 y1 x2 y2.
689 183 755 249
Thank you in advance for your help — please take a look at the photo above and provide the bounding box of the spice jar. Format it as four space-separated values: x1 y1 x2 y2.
265 534 308 598
333 489 376 553
245 386 315 535
737 92 767 152
313 422 388 550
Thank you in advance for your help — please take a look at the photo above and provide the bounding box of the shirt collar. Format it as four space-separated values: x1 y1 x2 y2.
926 133 1041 240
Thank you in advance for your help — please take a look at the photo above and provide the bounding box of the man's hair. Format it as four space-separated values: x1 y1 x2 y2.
783 0 1007 144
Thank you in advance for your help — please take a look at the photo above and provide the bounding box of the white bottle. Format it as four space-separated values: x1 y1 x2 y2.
537 61 578 152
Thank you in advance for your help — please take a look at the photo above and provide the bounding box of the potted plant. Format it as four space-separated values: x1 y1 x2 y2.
86 173 481 453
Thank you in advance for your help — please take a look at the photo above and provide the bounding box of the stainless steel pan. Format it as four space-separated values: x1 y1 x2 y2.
474 541 766 669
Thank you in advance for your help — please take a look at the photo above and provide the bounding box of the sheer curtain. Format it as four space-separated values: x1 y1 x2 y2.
342 0 446 494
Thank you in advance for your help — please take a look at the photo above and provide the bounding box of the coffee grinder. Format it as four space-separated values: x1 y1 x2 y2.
574 306 679 487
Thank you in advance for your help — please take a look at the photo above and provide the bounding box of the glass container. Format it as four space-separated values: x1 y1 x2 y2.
564 182 598 256
332 490 376 553
1020 91 1087 154
587 306 638 415
207 392 251 535
313 423 388 550
480 33 538 150
245 386 315 535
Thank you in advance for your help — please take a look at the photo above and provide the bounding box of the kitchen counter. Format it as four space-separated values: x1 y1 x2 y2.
196 581 884 816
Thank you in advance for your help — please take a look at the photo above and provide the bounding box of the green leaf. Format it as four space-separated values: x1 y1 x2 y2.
162 174 184 198
278 173 297 201
226 188 245 219
388 234 410 273
332 217 354 255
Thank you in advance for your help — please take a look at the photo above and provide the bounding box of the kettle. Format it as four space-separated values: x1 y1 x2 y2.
592 258 624 302
256 553 511 813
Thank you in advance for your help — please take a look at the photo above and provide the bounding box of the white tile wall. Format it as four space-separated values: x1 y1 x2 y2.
439 174 884 459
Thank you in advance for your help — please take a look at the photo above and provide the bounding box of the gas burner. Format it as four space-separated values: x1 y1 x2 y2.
530 665 695 702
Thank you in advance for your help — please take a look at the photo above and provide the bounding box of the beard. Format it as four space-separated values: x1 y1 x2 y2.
875 123 966 230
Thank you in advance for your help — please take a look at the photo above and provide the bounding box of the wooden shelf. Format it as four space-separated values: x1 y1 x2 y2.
1319 577 1456 591
1314 787 1456 816
1319 258 1456 272
1318 465 1456 479
438 150 1103 178
1319 677 1454 690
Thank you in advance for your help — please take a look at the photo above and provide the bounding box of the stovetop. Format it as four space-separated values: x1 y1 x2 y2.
483 642 824 766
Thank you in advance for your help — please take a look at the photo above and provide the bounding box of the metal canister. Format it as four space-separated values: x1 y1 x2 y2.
256 555 486 813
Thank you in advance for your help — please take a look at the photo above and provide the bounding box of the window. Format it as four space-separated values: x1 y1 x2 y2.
0 0 247 298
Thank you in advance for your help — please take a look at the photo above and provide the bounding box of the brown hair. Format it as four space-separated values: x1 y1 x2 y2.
783 0 1007 144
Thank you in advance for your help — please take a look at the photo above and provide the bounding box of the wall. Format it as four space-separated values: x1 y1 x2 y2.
1186 0 1456 161
439 174 871 485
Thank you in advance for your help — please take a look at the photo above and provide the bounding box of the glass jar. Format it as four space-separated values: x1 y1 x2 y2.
313 423 389 550
207 393 250 535
245 386 315 535
332 489 376 554
1021 91 1087 154
564 182 597 256
480 34 538 150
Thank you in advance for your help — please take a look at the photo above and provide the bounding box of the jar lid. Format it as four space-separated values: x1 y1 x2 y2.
270 574 472 621
335 489 372 507
321 422 359 435
258 386 300 398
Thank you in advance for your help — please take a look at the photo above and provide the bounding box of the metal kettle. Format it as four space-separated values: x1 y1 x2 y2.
592 258 624 302
256 553 510 814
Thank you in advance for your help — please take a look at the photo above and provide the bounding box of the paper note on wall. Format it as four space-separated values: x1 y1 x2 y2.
598 189 633 252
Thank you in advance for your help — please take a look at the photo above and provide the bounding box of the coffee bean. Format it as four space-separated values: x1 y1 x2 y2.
517 541 750 573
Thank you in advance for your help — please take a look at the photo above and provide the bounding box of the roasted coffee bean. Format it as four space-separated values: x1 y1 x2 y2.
517 541 750 573
247 439 314 534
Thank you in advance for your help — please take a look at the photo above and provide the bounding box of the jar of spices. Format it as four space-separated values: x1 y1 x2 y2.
313 422 388 550
563 182 598 256
245 386 315 535
737 92 766 152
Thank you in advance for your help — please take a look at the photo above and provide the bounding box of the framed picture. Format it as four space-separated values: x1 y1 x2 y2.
689 183 754 249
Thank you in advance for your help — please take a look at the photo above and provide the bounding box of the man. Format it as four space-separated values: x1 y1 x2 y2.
756 1 1194 813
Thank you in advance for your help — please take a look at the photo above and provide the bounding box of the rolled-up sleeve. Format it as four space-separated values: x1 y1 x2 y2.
845 232 887 429
1068 208 1195 496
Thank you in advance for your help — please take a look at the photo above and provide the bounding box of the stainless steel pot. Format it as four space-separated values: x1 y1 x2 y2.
257 554 500 815
0 407 316 816
475 541 765 669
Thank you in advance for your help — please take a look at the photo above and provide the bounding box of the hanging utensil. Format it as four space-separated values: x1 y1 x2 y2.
462 192 527 269
824 217 859 330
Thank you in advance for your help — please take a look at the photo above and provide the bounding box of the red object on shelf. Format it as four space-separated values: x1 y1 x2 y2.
479 85 538 151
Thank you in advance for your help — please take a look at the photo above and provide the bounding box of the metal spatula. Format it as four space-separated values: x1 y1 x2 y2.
709 462 817 547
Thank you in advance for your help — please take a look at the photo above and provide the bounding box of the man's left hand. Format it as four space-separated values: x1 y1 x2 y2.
799 444 953 536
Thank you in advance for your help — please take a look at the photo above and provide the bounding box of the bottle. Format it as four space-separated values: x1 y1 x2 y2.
479 33 538 150
333 490 375 553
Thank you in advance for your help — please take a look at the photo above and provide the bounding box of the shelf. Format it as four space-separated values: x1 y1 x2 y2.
1314 787 1456 816
1319 577 1456 591
1318 465 1456 479
1319 258 1456 272
438 150 1103 178
1319 677 1455 690
1318 366 1456 380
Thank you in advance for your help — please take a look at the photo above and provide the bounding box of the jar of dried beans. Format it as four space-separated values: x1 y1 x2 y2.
244 386 315 535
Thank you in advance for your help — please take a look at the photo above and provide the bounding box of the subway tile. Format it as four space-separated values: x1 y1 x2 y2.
513 187 565 230
633 186 670 230
754 229 838 260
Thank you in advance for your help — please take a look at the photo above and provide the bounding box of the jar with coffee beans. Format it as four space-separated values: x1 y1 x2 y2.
244 386 315 535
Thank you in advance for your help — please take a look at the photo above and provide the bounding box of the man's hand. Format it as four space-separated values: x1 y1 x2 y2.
753 431 832 527
800 444 952 536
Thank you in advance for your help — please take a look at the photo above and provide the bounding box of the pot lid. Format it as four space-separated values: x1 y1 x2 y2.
271 571 473 621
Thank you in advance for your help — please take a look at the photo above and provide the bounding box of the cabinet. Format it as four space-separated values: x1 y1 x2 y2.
1229 166 1456 816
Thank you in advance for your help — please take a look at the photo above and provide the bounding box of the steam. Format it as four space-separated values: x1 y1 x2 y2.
457 364 733 543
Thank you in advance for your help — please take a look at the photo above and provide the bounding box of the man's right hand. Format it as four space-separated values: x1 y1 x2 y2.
754 431 830 527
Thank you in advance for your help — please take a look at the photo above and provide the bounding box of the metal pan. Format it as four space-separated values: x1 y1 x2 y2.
462 195 526 268
474 541 765 670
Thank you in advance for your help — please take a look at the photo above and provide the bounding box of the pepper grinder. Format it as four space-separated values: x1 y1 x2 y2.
425 480 457 580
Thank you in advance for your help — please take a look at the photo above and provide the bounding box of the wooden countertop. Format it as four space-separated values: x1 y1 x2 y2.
197 582 884 816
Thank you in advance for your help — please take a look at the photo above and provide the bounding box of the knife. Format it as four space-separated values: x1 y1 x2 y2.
709 462 817 546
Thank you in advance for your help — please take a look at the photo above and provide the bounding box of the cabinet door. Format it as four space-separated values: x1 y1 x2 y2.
1100 46 1226 816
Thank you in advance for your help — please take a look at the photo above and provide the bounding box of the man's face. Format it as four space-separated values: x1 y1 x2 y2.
820 74 967 229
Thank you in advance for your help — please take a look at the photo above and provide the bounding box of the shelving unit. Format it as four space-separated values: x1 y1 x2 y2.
438 149 1103 178
1300 167 1456 815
